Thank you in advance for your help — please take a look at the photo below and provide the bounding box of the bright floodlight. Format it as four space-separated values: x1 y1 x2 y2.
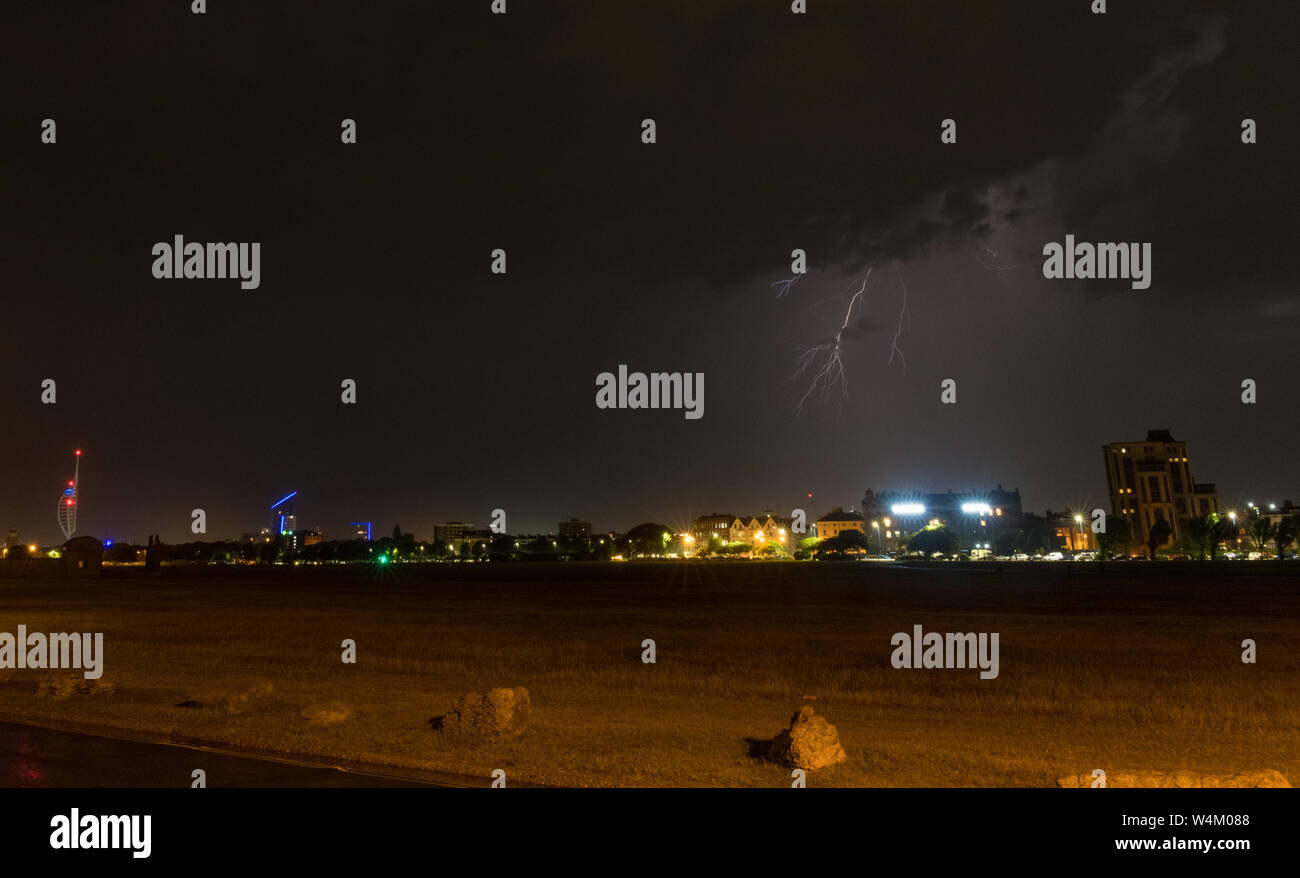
891 503 925 516
961 502 992 514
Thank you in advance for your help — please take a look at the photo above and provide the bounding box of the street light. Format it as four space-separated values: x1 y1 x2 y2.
1074 514 1084 551
871 521 880 554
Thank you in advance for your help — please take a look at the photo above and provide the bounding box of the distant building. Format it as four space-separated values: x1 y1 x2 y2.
451 528 495 557
435 522 473 546
731 512 795 546
284 529 319 551
862 486 1022 544
1102 429 1219 551
5 528 17 548
691 513 736 546
814 507 866 541
558 518 592 537
1050 510 1098 552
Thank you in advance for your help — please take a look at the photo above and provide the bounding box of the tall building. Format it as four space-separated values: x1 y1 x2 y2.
270 491 298 535
1102 429 1219 550
558 518 592 537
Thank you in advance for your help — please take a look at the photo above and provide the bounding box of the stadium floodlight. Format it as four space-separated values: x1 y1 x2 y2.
961 502 992 515
891 503 926 516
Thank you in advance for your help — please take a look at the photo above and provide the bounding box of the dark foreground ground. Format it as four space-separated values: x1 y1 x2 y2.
1 560 1296 787
0 720 437 787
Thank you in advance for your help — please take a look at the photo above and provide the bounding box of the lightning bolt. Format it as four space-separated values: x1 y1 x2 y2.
770 275 802 297
787 268 872 416
976 245 1021 272
888 276 908 370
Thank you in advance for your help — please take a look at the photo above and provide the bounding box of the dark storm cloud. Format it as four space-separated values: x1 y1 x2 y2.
1 1 1295 541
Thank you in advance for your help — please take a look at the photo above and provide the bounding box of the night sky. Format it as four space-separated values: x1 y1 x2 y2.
2 1 1296 543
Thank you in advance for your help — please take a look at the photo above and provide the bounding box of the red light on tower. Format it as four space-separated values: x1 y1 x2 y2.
75 450 81 456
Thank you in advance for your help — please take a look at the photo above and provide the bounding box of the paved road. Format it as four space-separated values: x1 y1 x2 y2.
0 721 444 787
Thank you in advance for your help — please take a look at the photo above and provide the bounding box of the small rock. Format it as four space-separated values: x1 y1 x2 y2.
76 678 115 697
437 686 531 741
35 676 81 700
218 680 275 715
300 702 354 725
768 706 847 771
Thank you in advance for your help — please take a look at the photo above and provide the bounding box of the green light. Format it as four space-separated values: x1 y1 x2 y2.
377 556 388 565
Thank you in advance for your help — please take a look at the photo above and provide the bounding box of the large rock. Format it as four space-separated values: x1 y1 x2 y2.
768 706 847 771
1057 770 1290 788
438 687 531 741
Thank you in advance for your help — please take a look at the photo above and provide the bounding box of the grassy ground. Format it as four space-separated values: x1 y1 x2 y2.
1 561 1297 787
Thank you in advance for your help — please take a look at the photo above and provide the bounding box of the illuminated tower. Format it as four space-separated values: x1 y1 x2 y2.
57 449 81 540
270 491 298 535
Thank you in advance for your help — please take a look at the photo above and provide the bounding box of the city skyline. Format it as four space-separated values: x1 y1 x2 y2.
6 425 1297 547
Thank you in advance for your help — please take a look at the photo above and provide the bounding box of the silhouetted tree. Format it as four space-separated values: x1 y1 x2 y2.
1146 515 1173 558
904 526 960 558
1248 517 1278 553
623 523 674 557
1275 514 1298 559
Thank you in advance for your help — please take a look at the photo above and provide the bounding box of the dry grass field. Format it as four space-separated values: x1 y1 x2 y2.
1 561 1297 787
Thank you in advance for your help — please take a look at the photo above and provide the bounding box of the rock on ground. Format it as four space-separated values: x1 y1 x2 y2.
300 702 355 725
35 676 82 699
768 706 847 771
438 686 531 741
217 680 275 715
34 676 114 698
1056 770 1291 788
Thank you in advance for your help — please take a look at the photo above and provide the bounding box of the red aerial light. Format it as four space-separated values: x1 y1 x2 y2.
75 450 81 456
66 499 73 506
68 481 74 486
